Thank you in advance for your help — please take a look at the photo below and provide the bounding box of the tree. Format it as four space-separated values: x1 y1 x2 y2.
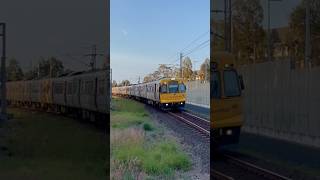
199 58 210 81
120 80 130 86
24 69 38 80
112 80 118 87
232 0 265 64
36 57 64 78
6 58 24 81
23 56 65 80
288 0 320 66
158 64 172 78
182 57 193 80
270 29 281 59
143 74 153 83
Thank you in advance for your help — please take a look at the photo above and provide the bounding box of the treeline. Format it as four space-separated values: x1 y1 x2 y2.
212 0 320 67
113 56 209 87
6 57 67 81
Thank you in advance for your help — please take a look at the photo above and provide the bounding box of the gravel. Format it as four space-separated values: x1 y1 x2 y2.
145 105 210 180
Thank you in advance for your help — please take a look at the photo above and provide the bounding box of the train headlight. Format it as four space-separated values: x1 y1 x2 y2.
166 103 168 106
180 102 183 105
226 129 233 135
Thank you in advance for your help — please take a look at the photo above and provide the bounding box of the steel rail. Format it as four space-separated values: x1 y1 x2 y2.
211 169 235 180
224 154 292 180
168 112 210 136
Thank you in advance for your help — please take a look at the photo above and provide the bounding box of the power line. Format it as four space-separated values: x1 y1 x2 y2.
167 30 209 64
180 30 209 53
58 53 90 67
183 39 210 57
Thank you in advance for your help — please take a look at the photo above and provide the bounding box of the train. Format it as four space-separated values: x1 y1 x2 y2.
112 78 186 109
6 69 109 124
211 52 244 147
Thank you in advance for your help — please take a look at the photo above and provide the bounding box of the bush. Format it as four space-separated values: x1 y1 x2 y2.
143 123 154 131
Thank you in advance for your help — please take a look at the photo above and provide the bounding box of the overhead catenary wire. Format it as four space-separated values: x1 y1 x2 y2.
168 30 210 64
183 39 209 57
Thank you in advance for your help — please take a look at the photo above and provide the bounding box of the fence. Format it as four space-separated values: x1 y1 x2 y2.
185 80 210 108
239 60 320 148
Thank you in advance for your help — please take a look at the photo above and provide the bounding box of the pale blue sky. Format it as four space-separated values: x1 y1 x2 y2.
111 0 210 83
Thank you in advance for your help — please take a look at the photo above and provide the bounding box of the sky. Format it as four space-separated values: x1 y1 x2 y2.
111 0 210 83
0 0 107 72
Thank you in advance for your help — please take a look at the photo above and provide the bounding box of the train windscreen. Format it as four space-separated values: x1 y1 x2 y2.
160 84 167 93
223 70 241 97
168 81 179 93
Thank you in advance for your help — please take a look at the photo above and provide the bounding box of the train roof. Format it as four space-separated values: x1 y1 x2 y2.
7 69 108 83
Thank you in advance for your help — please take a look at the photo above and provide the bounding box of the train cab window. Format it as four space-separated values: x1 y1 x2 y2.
223 70 241 97
168 81 179 93
212 71 221 98
160 84 167 93
178 84 186 93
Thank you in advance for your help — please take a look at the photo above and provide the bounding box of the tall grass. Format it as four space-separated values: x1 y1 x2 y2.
111 98 191 178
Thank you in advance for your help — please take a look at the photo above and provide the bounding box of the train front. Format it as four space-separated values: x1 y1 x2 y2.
211 52 244 146
159 78 186 109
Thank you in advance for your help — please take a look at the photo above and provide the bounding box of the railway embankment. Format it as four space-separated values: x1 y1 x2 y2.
0 108 107 179
110 97 192 179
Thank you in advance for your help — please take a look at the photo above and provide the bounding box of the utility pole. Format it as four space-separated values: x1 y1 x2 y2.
0 23 7 121
180 53 183 79
49 60 53 78
110 68 112 100
267 0 282 62
224 0 228 51
228 0 232 52
84 44 104 71
305 0 311 68
224 0 232 52
38 62 40 78
212 0 232 52
267 0 271 62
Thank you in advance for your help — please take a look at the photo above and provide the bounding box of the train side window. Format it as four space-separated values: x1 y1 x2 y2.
54 83 64 94
98 79 105 95
85 81 94 95
212 71 221 98
178 84 186 93
67 82 73 94
223 70 241 97
160 84 167 93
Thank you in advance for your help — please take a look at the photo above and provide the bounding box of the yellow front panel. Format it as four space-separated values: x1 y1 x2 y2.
211 97 243 128
160 93 186 103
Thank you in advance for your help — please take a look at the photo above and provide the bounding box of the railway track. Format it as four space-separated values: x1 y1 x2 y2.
212 169 235 180
223 154 292 180
213 152 292 180
167 110 210 137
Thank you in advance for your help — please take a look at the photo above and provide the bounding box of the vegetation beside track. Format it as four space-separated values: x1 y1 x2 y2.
0 108 107 180
110 97 191 179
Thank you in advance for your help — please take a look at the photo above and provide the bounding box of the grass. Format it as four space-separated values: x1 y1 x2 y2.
0 108 107 180
110 97 191 179
111 97 149 129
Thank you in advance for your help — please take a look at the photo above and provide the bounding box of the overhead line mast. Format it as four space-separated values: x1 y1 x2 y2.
84 44 104 71
0 23 8 121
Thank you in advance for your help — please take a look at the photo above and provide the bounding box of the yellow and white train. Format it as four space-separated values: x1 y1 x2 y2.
211 52 245 146
112 78 186 109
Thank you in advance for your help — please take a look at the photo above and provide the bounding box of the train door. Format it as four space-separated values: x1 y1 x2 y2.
154 84 157 100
